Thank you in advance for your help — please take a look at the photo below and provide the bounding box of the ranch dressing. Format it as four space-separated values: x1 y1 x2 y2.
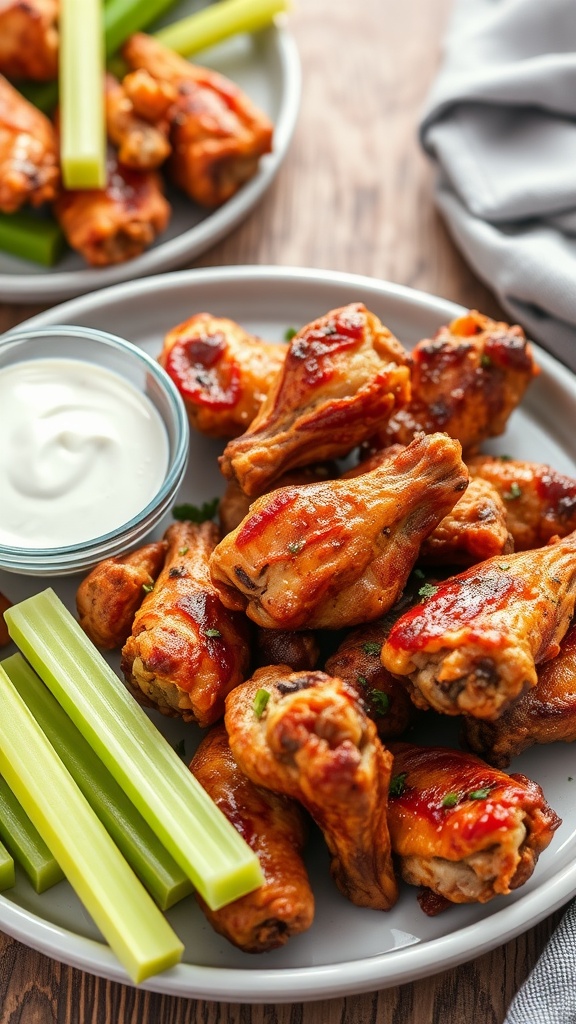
0 357 169 548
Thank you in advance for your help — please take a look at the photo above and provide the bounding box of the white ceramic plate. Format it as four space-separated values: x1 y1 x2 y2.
1 266 576 1003
0 5 300 304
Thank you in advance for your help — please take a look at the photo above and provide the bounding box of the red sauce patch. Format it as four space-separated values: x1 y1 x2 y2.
236 491 298 547
287 307 366 387
165 333 241 408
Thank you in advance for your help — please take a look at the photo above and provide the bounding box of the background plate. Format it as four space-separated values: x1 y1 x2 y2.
0 5 300 304
1 266 576 1003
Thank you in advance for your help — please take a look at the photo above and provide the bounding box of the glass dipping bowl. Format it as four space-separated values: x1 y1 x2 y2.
0 325 189 576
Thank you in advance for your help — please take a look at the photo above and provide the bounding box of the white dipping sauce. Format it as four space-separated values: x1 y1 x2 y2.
0 357 169 548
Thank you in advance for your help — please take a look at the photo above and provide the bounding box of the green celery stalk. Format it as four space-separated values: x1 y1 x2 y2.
155 0 290 56
0 775 64 893
4 590 264 911
2 654 192 911
0 840 15 892
0 665 183 984
0 212 65 267
104 0 181 57
59 0 106 188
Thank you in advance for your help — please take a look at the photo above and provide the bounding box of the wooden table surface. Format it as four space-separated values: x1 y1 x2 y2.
0 1 567 1021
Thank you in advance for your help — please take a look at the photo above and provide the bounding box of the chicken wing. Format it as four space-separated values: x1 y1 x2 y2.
190 724 314 952
464 620 576 767
159 313 286 439
377 310 538 453
468 454 576 551
0 74 59 212
387 743 560 909
219 303 411 496
225 666 398 910
254 627 320 672
210 433 468 631
121 521 251 726
122 32 273 207
76 541 168 650
218 464 337 537
0 0 58 81
381 531 576 720
105 73 172 170
53 148 170 265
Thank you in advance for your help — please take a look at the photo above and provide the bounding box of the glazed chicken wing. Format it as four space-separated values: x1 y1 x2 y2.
387 744 560 909
122 33 273 208
105 73 172 170
159 313 286 439
381 531 576 720
53 148 170 266
210 433 468 631
0 74 59 212
377 310 538 453
76 541 168 650
0 0 58 81
220 303 411 496
254 627 320 672
121 521 251 726
225 666 398 910
218 464 336 536
190 724 314 952
464 620 576 767
468 454 576 551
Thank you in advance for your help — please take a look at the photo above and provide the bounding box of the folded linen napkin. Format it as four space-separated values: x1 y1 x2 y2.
504 899 576 1024
420 0 576 372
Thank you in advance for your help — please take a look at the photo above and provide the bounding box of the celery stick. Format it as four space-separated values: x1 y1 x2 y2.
2 654 192 911
0 775 64 893
0 213 65 267
155 0 290 56
0 665 183 984
59 0 106 188
5 590 264 911
0 840 14 892
104 0 181 57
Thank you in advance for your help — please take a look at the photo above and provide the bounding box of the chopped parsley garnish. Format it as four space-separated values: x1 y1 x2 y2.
480 354 492 368
362 642 381 656
178 547 189 556
142 582 154 594
389 772 408 797
498 454 513 462
369 690 390 715
253 688 271 718
503 482 522 501
418 583 438 600
287 539 305 554
357 675 368 688
172 497 219 523
468 787 491 800
442 792 459 808
498 563 511 571
284 327 298 341
413 568 426 579
204 628 221 639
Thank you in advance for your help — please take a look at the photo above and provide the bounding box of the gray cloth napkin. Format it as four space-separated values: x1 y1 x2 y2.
420 0 576 372
504 899 576 1023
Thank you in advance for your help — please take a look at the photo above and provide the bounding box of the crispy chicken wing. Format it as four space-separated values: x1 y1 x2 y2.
190 724 314 952
210 433 468 630
159 313 286 439
464 620 576 767
468 454 576 551
122 33 273 207
53 148 170 266
76 541 168 650
0 74 59 212
105 73 172 170
220 303 411 496
377 310 538 453
121 521 251 726
254 628 320 672
122 68 177 122
387 744 560 909
225 666 398 910
381 531 576 720
0 0 58 81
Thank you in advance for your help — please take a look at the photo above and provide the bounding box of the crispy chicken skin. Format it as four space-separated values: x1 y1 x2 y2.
387 744 560 909
381 531 576 721
159 313 286 439
122 33 273 208
121 521 251 726
464 621 576 767
190 724 314 952
0 592 12 647
225 667 399 910
53 149 170 266
0 0 58 81
218 465 336 536
76 541 168 650
220 303 411 497
0 74 59 212
122 68 177 123
378 310 538 453
468 454 576 551
210 433 468 631
105 73 172 170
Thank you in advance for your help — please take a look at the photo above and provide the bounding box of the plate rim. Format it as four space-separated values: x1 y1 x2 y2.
3 264 576 1002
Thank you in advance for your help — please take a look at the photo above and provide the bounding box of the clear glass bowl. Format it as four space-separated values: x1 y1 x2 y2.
0 325 189 576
